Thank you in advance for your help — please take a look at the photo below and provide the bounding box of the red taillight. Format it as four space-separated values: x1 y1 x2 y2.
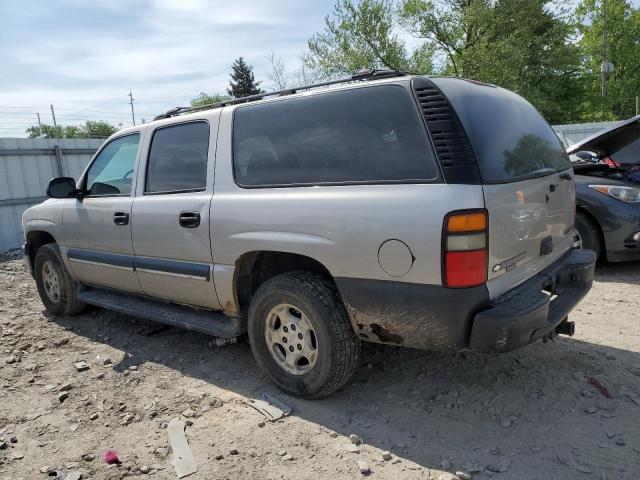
445 250 487 287
443 210 488 288
603 156 619 168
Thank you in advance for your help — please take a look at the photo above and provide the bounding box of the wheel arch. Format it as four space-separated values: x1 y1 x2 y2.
233 250 335 318
576 206 606 260
25 230 57 272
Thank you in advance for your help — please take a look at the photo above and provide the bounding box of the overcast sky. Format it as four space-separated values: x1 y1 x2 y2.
0 0 336 136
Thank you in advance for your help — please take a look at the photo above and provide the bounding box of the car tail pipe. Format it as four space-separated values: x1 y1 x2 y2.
556 319 575 337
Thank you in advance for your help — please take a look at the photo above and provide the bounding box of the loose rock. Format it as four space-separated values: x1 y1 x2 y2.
382 451 392 461
456 471 472 480
499 417 512 428
58 392 69 403
357 460 370 474
346 444 360 453
349 434 362 445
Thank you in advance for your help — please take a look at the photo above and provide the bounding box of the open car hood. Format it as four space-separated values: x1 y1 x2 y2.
566 115 640 156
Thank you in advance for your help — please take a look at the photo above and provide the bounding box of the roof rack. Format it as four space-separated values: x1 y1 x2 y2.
153 69 407 121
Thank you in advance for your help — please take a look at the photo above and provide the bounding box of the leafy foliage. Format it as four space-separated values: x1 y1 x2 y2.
308 0 433 76
576 0 640 120
190 92 231 108
26 120 118 139
305 0 622 123
227 57 264 98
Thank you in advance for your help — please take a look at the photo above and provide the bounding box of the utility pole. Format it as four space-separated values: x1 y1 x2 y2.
36 113 42 130
50 104 57 128
128 89 136 126
600 1 607 98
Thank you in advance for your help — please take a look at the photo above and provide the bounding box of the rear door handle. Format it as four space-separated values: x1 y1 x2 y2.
179 211 200 228
113 211 129 225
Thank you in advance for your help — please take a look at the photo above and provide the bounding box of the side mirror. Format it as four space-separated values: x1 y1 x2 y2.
574 151 598 163
46 177 79 198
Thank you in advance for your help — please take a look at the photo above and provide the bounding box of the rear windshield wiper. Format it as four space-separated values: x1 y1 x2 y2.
527 167 558 178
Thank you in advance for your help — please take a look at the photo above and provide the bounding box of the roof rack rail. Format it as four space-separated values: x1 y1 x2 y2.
153 69 407 121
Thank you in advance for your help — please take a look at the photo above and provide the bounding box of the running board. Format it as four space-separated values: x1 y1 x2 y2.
76 286 245 338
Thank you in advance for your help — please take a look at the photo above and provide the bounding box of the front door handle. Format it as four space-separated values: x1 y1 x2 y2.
113 211 129 225
179 211 201 228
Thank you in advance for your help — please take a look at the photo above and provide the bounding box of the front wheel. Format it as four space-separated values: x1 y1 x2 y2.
575 211 603 262
34 243 86 315
248 272 361 399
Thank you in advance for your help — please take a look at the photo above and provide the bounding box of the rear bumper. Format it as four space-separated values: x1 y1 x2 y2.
469 248 596 353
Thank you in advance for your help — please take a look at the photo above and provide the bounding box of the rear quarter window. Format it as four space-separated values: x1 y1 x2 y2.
232 85 439 187
432 78 571 183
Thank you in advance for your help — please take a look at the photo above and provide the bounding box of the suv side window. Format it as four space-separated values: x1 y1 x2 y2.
145 121 209 194
232 85 439 187
85 133 140 196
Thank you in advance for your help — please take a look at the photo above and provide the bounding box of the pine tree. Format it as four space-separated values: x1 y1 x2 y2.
227 57 263 98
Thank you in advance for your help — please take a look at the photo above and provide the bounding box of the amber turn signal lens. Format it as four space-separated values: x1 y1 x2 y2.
447 212 487 233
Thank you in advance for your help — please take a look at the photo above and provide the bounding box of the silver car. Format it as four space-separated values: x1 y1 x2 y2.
22 70 596 398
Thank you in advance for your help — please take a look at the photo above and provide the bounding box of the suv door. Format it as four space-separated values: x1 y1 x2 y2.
131 119 221 309
63 133 142 293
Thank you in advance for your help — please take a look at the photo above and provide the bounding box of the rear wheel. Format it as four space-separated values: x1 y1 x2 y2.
248 272 360 399
34 243 86 315
575 211 603 262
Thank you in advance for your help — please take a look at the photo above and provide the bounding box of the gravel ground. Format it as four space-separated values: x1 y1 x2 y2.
1 257 639 480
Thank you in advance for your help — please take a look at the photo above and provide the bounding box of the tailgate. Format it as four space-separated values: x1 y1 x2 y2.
483 171 575 295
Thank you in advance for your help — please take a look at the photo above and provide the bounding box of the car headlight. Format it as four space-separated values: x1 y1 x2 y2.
589 184 640 203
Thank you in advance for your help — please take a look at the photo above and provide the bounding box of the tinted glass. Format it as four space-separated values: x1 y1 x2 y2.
434 78 571 183
612 138 640 167
233 85 438 186
145 121 209 193
86 134 140 196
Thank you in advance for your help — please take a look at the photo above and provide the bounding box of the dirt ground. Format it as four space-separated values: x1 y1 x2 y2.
0 257 639 480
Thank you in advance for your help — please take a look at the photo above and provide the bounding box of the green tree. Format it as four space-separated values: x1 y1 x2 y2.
307 0 583 123
576 0 640 120
227 57 264 98
26 120 118 139
399 0 584 123
307 0 434 76
190 92 231 108
26 124 65 138
83 121 118 138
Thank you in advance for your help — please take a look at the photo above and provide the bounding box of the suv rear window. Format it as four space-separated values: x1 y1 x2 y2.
232 85 439 187
145 121 209 194
433 78 570 183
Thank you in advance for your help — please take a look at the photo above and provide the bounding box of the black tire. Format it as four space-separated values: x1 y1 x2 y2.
248 271 361 399
34 243 86 316
575 211 603 262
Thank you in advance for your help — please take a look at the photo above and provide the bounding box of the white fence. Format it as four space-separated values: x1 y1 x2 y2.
0 138 102 251
552 121 618 148
0 120 623 252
